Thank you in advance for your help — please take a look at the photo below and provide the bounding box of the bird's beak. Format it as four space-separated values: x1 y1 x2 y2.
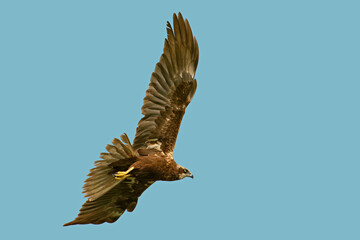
187 173 194 179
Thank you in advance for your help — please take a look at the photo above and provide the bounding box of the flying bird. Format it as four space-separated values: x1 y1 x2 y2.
64 12 199 226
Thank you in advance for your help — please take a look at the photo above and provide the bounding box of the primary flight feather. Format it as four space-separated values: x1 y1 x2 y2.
64 12 199 226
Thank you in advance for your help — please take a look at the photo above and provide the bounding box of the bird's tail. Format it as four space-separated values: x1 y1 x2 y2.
82 133 137 202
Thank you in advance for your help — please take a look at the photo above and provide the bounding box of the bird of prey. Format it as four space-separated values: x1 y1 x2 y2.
64 12 199 226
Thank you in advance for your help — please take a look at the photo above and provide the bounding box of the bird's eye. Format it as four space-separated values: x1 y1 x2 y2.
183 169 188 173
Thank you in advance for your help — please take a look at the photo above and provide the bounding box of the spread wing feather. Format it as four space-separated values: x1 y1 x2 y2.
64 178 153 226
133 13 199 155
64 134 150 226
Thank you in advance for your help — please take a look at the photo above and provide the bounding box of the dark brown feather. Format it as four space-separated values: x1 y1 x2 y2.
64 178 153 226
133 12 199 155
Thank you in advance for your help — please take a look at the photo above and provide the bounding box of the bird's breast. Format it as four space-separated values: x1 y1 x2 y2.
132 155 179 181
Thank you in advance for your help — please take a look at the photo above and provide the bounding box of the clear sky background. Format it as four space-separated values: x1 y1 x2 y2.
1 1 359 239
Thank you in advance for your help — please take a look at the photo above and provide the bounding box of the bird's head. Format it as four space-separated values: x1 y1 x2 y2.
177 166 194 180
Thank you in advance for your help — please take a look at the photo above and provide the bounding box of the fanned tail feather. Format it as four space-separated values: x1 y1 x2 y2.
82 133 137 201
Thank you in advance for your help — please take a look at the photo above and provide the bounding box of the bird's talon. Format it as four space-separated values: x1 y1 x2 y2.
113 167 134 180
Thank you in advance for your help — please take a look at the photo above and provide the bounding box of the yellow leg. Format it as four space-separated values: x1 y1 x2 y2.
113 167 134 180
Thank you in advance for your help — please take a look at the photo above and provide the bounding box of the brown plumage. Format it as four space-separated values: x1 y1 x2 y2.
63 12 199 226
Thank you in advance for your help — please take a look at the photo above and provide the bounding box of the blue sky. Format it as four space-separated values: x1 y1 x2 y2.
1 1 359 239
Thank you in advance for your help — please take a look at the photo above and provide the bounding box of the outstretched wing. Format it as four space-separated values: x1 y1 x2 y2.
64 178 154 226
64 133 153 226
133 12 199 156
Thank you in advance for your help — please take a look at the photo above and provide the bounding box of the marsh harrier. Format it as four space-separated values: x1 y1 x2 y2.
64 12 199 226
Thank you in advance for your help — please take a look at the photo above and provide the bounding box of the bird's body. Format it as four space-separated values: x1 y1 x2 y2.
113 155 188 182
64 12 198 226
